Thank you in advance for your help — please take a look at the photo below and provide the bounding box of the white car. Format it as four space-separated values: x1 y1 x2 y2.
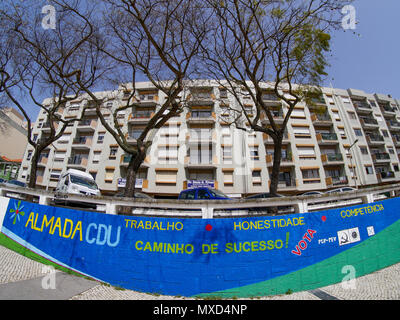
325 187 356 194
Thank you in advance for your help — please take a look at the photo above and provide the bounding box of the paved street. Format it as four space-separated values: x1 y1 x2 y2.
1 244 400 300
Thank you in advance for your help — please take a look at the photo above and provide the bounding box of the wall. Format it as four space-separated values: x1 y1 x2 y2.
1 196 399 297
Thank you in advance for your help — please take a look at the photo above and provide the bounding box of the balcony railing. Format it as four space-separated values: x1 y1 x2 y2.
371 153 390 163
322 153 343 162
68 156 88 166
367 134 384 142
360 117 378 125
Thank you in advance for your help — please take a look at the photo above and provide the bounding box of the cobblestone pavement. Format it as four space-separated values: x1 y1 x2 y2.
1 245 400 300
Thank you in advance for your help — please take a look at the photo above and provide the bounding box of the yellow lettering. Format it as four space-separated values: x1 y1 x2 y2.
71 221 83 241
62 219 73 238
25 212 35 229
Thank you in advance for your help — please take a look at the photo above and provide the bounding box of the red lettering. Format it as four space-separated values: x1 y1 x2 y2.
307 229 317 238
291 245 302 256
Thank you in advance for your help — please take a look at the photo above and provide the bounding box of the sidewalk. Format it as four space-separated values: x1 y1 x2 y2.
1 245 400 300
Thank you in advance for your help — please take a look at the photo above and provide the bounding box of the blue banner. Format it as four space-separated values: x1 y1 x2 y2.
1 197 398 296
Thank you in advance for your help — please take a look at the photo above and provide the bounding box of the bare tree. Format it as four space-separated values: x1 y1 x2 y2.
58 0 211 197
0 1 110 188
201 0 351 196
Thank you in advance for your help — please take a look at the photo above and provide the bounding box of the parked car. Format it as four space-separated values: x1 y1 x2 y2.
299 191 324 196
325 187 356 194
115 191 153 199
4 180 26 188
0 178 5 184
178 187 231 200
245 192 294 214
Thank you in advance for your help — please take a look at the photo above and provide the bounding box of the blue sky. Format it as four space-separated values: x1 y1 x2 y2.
324 0 400 98
15 0 400 121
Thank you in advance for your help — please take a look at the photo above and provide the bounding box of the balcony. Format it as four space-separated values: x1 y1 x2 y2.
126 131 142 144
377 171 395 182
186 130 214 144
265 153 294 167
276 177 297 191
387 120 400 131
261 110 284 125
186 111 216 125
184 154 217 169
119 154 149 167
263 132 290 145
321 153 343 164
136 93 158 107
316 132 338 145
311 113 332 126
380 104 396 116
41 122 59 132
360 117 379 128
128 110 154 124
326 176 348 187
261 93 281 107
188 91 215 106
366 133 385 145
353 101 372 114
372 152 390 163
68 155 88 169
77 119 97 132
72 136 93 149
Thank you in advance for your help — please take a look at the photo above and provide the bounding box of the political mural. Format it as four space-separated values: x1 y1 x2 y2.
1 196 400 297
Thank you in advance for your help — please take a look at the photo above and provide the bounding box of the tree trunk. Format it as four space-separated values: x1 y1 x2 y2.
28 148 40 189
124 150 146 198
269 134 283 197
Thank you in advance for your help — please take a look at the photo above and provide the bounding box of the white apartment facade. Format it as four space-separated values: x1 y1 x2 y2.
18 80 400 198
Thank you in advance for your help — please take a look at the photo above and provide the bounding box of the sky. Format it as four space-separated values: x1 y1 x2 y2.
324 0 400 99
10 0 400 121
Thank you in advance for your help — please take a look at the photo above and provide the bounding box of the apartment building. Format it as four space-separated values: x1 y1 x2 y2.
17 81 400 198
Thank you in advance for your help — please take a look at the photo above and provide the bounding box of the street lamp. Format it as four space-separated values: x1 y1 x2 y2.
348 139 359 189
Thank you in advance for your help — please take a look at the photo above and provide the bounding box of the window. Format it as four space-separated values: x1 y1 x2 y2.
365 165 374 175
297 146 316 158
219 88 228 98
341 96 351 104
92 151 101 163
105 168 115 182
189 144 212 164
97 133 105 144
394 164 399 172
291 108 306 118
302 169 320 179
50 169 61 181
109 146 118 159
348 111 357 120
382 130 389 138
249 146 259 160
156 170 177 184
222 146 232 163
158 146 178 163
58 133 71 144
252 170 262 185
359 146 368 155
388 147 395 155
26 150 32 161
354 128 363 137
292 125 311 138
332 110 340 121
223 170 234 186
301 168 320 183
54 150 66 161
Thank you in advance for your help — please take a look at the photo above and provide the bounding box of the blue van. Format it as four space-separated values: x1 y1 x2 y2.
178 187 231 200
